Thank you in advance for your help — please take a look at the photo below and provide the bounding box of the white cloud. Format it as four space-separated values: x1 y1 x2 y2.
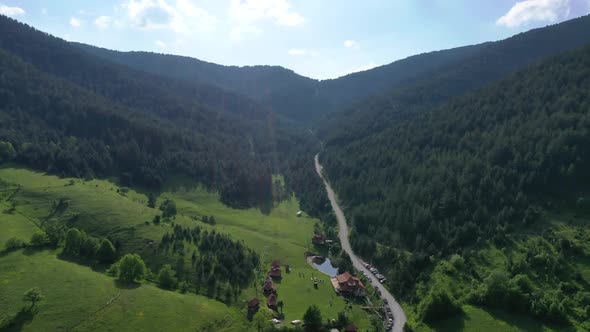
229 0 304 27
155 39 167 48
41 8 47 15
0 4 25 16
230 24 262 40
95 15 112 28
121 0 218 33
344 39 358 48
496 0 570 28
70 17 82 27
288 48 319 56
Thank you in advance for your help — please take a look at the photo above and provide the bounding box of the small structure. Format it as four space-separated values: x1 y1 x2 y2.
263 280 277 295
312 233 327 245
267 294 278 311
269 259 282 280
247 298 260 312
296 211 303 217
345 323 358 332
331 272 365 297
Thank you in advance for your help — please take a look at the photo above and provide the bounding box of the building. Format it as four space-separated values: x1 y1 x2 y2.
247 298 260 312
345 323 358 332
269 259 282 279
312 233 327 245
331 272 365 297
263 280 277 295
267 294 278 311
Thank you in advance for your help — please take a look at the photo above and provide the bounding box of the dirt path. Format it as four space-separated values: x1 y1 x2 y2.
315 154 407 332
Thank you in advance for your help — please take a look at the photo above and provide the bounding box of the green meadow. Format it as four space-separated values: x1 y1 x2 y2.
0 250 248 332
0 166 371 330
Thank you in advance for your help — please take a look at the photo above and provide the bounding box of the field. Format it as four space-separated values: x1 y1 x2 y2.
0 166 371 330
0 250 248 331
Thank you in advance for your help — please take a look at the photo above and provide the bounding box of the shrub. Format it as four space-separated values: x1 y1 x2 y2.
30 231 49 247
117 254 146 283
5 237 25 251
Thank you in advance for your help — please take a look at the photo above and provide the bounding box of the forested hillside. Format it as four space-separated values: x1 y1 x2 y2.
0 15 319 209
321 44 590 327
320 14 590 145
73 42 483 122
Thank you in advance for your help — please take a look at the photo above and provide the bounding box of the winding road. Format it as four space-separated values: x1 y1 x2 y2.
315 154 407 332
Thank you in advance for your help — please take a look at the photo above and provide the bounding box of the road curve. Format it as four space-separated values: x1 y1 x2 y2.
315 154 407 332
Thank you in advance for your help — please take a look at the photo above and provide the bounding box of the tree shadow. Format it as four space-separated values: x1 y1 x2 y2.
1 307 36 332
426 310 467 332
113 279 141 290
22 247 46 256
56 253 109 273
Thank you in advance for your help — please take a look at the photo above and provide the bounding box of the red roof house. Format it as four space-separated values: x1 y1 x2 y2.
271 260 281 268
312 233 327 245
345 323 358 332
248 298 260 311
263 280 277 294
331 272 365 297
267 294 278 311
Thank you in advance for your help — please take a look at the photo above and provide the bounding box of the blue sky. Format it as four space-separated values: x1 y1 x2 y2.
2 0 589 79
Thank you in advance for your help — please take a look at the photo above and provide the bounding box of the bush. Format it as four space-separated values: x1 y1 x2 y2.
30 231 49 247
5 237 25 251
158 264 178 290
418 288 462 322
96 239 116 263
117 254 146 283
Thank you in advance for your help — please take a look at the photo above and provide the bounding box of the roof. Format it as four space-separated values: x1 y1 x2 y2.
345 323 358 332
263 280 276 291
267 294 278 306
269 267 282 278
248 298 260 308
335 272 365 290
271 260 281 268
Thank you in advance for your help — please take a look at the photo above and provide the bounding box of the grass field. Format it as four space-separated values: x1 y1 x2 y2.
0 250 249 331
0 166 372 330
423 305 560 332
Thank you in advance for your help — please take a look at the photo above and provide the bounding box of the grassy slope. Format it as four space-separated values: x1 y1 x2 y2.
164 185 370 326
0 166 371 330
0 250 247 332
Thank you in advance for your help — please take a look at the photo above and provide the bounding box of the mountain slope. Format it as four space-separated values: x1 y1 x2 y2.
320 14 590 145
73 42 484 123
0 15 318 208
321 43 590 328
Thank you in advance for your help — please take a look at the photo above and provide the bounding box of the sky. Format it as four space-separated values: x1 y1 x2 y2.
1 0 590 79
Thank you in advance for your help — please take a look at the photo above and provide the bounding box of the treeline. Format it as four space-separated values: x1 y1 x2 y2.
157 224 259 304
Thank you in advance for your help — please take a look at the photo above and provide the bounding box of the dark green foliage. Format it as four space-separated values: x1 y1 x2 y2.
152 215 161 225
29 231 49 247
117 253 147 283
159 199 177 219
147 193 156 208
302 305 323 332
5 237 25 251
63 228 83 255
96 238 117 263
418 288 462 322
158 224 259 299
0 141 16 162
158 264 178 290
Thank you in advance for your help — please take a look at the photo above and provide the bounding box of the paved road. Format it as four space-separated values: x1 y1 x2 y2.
315 154 407 332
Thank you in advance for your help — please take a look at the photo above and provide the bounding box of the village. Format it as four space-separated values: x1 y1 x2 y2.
245 228 394 332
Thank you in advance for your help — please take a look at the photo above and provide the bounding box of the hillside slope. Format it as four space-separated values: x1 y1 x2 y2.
321 43 590 328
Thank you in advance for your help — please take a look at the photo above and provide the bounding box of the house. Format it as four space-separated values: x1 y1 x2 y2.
269 259 282 279
312 233 327 245
263 280 277 295
247 298 260 312
269 267 282 279
267 294 278 311
344 323 358 332
271 260 281 268
331 272 365 297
